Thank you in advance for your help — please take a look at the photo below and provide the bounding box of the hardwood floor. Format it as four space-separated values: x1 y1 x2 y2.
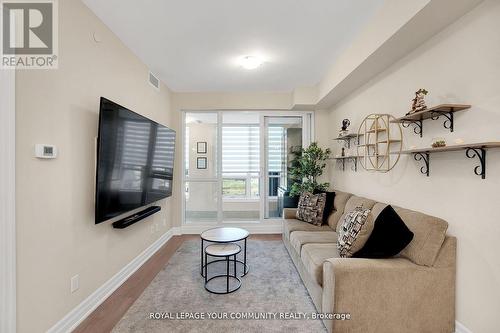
74 233 282 333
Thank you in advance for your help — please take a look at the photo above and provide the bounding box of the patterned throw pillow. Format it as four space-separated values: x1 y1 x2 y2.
337 206 374 258
296 192 327 226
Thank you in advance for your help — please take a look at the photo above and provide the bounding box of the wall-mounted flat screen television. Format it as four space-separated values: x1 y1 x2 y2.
95 97 175 224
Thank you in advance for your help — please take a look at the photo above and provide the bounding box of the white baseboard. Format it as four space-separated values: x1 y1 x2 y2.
47 229 175 333
180 222 283 234
172 226 182 235
455 321 473 333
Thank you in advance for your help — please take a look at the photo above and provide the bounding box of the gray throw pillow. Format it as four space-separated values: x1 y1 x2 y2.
296 192 327 226
337 206 374 258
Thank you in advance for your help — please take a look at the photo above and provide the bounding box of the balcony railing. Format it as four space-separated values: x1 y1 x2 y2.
222 171 282 199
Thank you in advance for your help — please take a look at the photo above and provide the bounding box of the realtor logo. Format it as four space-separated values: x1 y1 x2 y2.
1 0 58 69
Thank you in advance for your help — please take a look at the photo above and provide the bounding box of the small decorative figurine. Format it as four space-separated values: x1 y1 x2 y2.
339 119 351 137
407 89 428 115
431 138 446 148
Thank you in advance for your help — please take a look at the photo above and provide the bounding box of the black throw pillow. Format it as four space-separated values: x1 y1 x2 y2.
313 190 335 224
353 205 413 258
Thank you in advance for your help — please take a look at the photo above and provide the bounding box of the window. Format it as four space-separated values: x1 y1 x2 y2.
183 110 311 223
221 125 285 198
222 178 246 196
267 126 285 173
222 126 259 199
222 126 260 173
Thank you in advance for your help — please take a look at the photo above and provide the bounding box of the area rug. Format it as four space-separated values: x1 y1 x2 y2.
112 239 327 332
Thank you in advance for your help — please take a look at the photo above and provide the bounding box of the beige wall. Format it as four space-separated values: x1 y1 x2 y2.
15 0 176 331
318 0 430 100
317 1 500 332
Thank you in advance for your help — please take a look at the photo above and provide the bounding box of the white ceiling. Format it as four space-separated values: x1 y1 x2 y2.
82 0 384 93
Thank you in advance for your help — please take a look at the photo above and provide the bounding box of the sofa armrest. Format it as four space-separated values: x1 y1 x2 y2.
322 257 455 333
283 208 297 219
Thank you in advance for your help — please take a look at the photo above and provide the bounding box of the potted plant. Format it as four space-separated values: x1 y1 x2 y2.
289 142 331 198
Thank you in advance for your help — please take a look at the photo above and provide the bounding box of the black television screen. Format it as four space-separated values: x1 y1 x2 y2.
95 97 175 224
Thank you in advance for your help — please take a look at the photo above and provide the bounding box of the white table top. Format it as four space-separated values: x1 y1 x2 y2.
201 227 250 242
205 243 241 256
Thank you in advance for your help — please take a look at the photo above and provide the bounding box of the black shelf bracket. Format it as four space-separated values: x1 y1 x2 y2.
336 136 360 149
431 111 454 132
335 157 358 172
402 120 423 137
350 157 358 172
413 152 430 176
466 148 486 179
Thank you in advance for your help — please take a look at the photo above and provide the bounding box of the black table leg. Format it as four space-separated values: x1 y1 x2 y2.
200 238 204 276
226 255 230 293
243 238 247 276
204 252 208 283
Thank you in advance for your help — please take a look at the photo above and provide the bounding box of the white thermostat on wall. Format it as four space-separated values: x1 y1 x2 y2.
35 144 58 159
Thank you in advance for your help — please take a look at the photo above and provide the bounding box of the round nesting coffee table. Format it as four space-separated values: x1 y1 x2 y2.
200 227 249 278
204 243 242 294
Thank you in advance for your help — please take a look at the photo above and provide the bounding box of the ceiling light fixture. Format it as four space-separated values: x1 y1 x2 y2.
239 55 263 70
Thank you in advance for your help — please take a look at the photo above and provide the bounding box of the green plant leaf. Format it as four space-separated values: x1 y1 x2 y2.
287 142 331 197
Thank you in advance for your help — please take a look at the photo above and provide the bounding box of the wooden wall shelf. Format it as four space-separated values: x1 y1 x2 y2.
391 104 471 137
367 128 386 134
395 142 500 179
333 133 362 149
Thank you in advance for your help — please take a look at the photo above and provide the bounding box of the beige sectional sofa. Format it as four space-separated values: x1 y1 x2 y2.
283 190 456 333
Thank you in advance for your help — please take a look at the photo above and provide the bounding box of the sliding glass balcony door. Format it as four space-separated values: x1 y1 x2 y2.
263 116 304 219
221 112 261 221
183 111 311 225
184 112 219 223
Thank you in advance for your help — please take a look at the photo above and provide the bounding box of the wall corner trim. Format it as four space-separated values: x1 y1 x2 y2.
172 226 182 235
47 228 175 333
455 321 473 333
0 64 16 333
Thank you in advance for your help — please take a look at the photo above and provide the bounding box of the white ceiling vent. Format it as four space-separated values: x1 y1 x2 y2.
148 72 160 91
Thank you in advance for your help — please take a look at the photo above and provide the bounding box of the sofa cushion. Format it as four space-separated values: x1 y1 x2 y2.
336 196 377 233
296 192 327 226
353 205 414 259
337 207 374 258
393 206 448 266
290 231 338 254
301 243 339 286
327 190 352 230
283 219 333 241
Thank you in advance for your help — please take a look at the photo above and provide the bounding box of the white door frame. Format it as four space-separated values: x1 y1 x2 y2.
0 66 16 331
181 110 314 228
